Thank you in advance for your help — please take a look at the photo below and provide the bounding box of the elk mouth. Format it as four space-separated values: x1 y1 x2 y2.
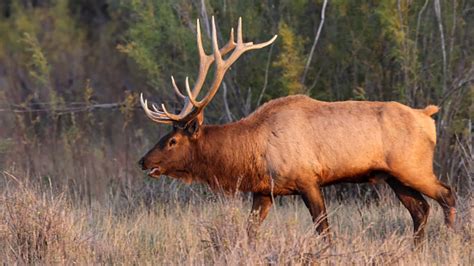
147 167 162 178
145 166 189 179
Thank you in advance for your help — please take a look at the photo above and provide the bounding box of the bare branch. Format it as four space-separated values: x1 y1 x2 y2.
415 0 429 53
448 0 457 73
222 82 233 122
439 66 474 106
301 0 328 86
1 102 130 114
434 0 447 93
200 0 211 38
257 43 275 107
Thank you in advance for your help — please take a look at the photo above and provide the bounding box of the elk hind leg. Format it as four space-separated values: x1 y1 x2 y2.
386 178 430 246
435 181 456 228
393 172 456 228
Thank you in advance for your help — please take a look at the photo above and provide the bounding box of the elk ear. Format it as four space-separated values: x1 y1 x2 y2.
186 112 204 137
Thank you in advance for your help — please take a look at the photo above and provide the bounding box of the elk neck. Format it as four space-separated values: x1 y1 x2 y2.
188 119 270 193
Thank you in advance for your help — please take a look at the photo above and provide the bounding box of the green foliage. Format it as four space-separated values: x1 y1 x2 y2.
118 0 195 93
20 32 65 121
120 90 138 130
273 22 306 95
21 33 51 89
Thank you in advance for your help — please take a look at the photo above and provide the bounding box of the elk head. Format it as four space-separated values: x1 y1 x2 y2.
138 17 277 181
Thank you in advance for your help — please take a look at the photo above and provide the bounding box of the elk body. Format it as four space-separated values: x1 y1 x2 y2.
139 17 456 245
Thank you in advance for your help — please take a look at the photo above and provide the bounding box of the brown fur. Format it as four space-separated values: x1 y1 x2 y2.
139 95 455 245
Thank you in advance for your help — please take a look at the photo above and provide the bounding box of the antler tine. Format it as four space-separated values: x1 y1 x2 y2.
237 17 243 45
196 19 207 60
185 76 200 107
243 34 278 50
140 93 173 124
211 16 223 65
171 76 185 99
151 103 161 113
160 103 184 121
222 27 235 54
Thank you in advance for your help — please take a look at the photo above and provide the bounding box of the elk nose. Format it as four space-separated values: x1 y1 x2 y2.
138 157 146 170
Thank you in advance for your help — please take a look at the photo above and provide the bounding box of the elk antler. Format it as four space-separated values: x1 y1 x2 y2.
140 17 277 125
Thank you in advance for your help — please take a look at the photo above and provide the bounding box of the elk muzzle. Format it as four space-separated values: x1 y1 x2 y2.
138 157 163 177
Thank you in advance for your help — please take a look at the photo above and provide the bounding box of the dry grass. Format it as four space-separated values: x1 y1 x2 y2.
0 173 472 265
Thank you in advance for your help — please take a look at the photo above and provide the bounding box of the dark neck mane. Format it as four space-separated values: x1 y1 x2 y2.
188 120 269 193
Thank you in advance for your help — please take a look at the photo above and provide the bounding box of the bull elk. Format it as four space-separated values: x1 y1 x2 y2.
138 17 456 245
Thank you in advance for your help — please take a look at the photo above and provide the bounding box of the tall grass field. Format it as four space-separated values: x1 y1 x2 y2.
0 171 472 264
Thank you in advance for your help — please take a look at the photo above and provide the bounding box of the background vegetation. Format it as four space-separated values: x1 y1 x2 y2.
0 0 472 264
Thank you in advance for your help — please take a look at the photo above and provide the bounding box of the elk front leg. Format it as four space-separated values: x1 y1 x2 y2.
300 184 330 239
247 193 273 239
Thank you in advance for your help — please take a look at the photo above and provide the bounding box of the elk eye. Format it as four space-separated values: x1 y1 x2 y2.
169 138 177 147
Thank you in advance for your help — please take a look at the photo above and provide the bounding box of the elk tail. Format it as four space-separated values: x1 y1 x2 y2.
420 105 439 117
